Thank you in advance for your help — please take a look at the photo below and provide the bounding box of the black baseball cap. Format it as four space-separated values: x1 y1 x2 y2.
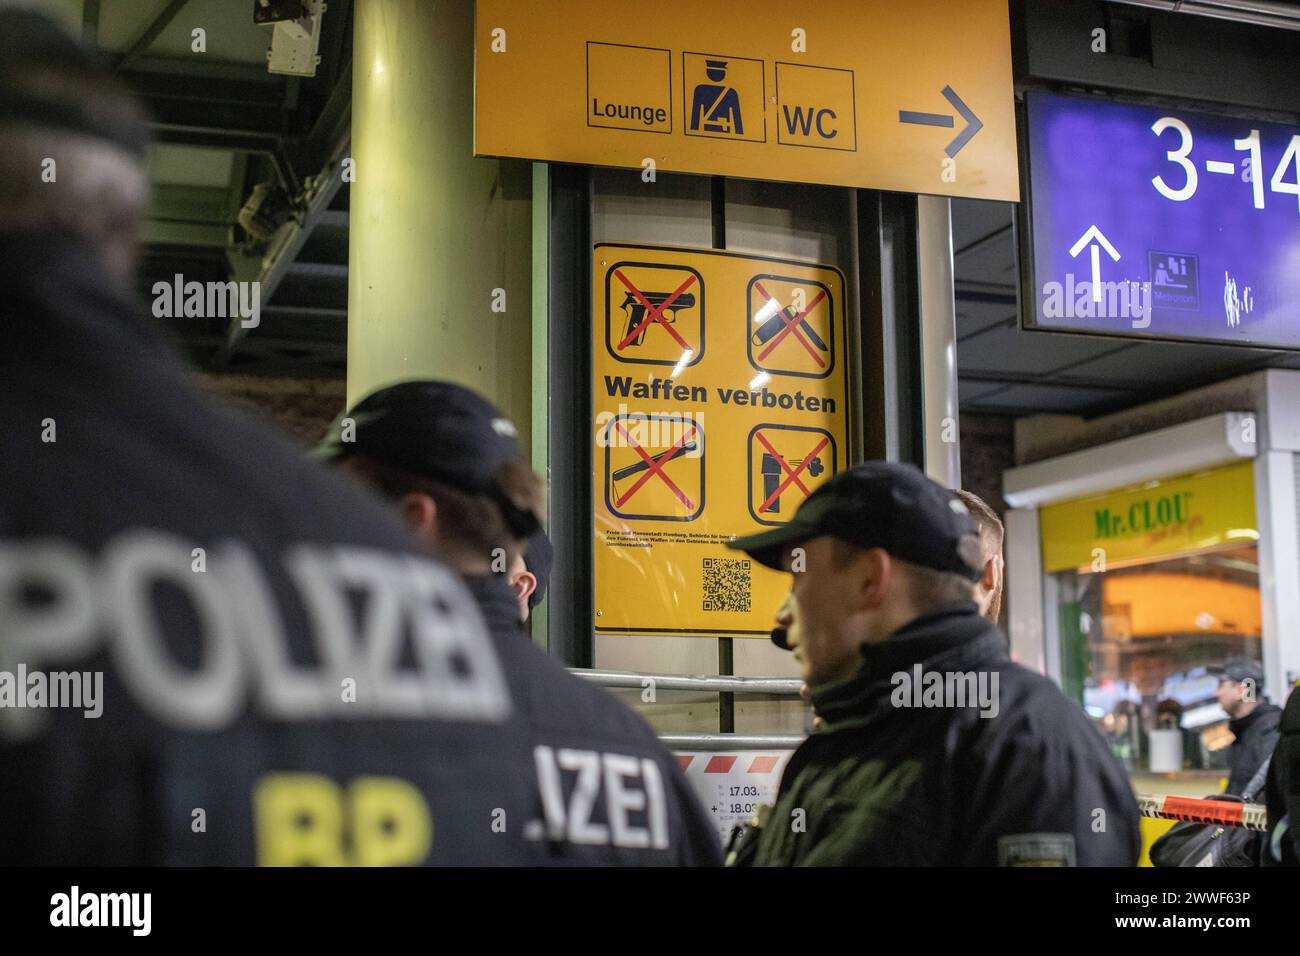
728 461 984 580
1215 658 1265 688
0 8 151 159
314 380 541 539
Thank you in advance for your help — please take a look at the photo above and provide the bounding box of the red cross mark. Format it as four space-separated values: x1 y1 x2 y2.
754 282 827 368
756 431 830 514
613 421 697 511
614 270 696 352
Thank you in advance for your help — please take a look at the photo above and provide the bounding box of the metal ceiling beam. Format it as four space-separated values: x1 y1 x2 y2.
1107 0 1300 30
126 70 287 119
300 61 351 173
954 284 1017 305
211 52 356 366
148 128 297 195
213 134 351 367
111 0 356 378
82 0 100 48
115 0 193 73
124 67 305 190
954 223 1012 260
321 0 354 89
262 305 347 319
143 220 231 248
959 369 1143 392
117 54 279 83
176 332 346 357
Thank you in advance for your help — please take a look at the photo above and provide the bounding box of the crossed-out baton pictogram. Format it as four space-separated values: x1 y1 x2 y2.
755 430 829 515
614 270 696 352
613 420 698 511
753 280 827 368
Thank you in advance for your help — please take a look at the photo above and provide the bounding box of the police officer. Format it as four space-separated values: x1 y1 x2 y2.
1264 681 1299 866
725 462 1140 866
511 530 553 623
1214 658 1281 796
953 489 1004 624
316 380 722 865
0 8 684 867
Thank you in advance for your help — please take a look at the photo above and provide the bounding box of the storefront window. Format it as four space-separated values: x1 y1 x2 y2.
1053 544 1262 774
1037 460 1262 777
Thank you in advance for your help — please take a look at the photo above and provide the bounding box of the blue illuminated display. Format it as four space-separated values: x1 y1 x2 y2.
1024 91 1300 349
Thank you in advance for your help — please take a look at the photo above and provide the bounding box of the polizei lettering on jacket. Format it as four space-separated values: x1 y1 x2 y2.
0 530 510 739
531 745 670 850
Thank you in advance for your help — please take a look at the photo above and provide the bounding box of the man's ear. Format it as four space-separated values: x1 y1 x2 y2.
980 556 997 593
399 492 439 536
512 570 538 606
855 548 892 610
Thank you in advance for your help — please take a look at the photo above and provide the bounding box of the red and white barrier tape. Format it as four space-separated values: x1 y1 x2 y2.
1138 793 1268 831
675 754 785 774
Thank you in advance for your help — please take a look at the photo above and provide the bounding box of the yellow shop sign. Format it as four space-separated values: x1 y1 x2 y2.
1040 460 1257 573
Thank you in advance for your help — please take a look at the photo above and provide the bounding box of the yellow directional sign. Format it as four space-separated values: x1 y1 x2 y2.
476 0 1017 201
593 243 851 636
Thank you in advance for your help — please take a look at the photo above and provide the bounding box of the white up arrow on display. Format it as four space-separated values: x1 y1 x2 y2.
1068 225 1121 304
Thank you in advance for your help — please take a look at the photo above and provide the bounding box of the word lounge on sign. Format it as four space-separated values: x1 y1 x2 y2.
591 98 668 128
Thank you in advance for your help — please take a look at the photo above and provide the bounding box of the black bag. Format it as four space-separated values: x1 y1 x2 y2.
1150 757 1270 868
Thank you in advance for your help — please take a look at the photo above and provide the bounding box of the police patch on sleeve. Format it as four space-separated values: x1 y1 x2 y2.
997 833 1076 866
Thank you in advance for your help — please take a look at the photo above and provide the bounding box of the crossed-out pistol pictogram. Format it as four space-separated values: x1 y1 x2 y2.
605 262 705 367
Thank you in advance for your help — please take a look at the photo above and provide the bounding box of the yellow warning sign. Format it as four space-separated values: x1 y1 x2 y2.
476 0 1018 202
593 243 851 636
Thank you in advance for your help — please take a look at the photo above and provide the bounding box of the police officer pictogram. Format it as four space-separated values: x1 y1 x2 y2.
683 52 765 143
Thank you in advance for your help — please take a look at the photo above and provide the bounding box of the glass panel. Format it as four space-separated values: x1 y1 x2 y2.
1054 544 1262 775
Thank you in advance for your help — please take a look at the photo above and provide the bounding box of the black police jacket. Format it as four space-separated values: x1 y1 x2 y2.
733 604 1141 866
1264 685 1300 865
0 232 718 866
463 575 721 865
1226 703 1282 796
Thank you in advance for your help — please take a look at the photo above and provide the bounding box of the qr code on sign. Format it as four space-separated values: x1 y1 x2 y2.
702 557 751 612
